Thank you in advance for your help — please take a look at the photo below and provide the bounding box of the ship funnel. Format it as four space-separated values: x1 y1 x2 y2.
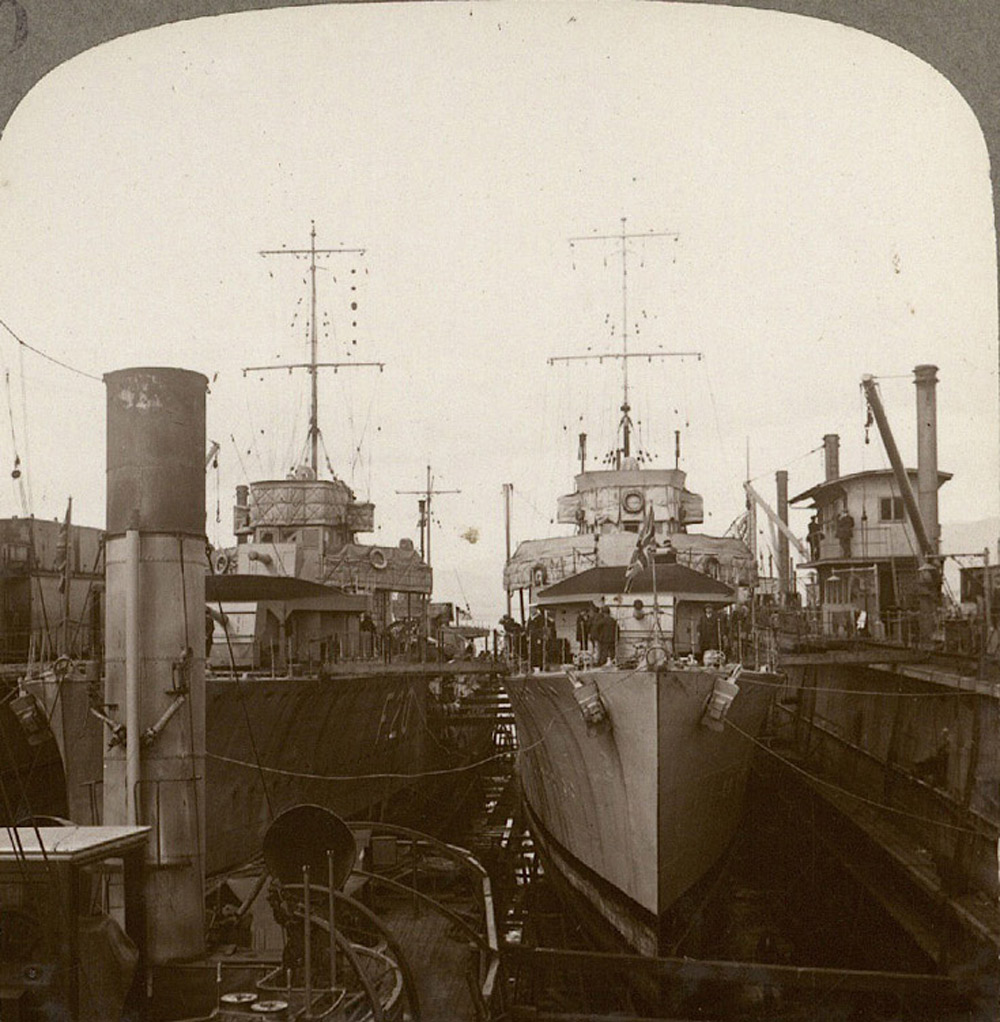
913 364 940 554
263 804 358 890
823 434 840 481
103 367 208 963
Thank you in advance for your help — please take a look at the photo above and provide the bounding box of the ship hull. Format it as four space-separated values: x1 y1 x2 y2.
205 673 428 875
1 668 497 876
506 665 772 954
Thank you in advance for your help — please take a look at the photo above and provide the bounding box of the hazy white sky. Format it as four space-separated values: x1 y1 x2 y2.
0 1 995 621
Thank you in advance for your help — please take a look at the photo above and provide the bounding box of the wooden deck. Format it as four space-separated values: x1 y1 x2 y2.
377 893 479 1020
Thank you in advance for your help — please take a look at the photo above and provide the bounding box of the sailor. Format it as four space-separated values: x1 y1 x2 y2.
360 612 377 658
594 605 618 666
543 611 558 669
697 605 721 660
836 508 855 558
575 606 592 653
807 515 822 561
526 610 546 669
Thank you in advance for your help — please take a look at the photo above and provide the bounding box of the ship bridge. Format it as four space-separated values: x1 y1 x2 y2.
556 463 704 536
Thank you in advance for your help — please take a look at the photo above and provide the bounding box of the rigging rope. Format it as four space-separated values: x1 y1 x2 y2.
4 371 27 515
0 316 102 383
208 553 275 820
725 718 986 837
207 724 548 783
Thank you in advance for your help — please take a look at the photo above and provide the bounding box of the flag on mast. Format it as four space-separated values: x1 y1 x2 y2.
624 505 656 593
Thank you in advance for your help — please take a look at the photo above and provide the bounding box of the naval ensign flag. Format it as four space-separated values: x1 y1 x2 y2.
624 505 656 593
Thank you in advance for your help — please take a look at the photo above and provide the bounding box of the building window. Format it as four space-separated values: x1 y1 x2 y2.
879 496 904 522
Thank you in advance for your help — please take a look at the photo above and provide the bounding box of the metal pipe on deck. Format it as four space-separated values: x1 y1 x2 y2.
125 527 140 826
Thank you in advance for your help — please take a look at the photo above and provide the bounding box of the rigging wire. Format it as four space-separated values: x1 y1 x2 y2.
4 372 27 515
738 673 982 698
725 718 985 837
208 554 276 820
229 434 252 484
16 344 33 513
207 723 551 783
0 316 102 383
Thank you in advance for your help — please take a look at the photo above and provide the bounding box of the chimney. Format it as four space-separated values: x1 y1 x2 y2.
776 470 790 597
823 434 840 481
913 364 939 553
104 367 208 963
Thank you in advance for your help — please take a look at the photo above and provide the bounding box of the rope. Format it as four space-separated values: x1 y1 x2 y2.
208 552 275 820
739 674 983 698
0 316 102 383
725 718 988 837
207 728 542 784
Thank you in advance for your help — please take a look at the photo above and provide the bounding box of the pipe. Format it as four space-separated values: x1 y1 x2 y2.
303 864 313 1017
860 375 933 560
914 364 940 554
776 470 790 597
125 527 140 825
823 434 840 481
327 851 338 992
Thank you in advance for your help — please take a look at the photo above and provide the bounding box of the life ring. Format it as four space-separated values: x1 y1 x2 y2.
370 548 388 570
211 550 230 575
531 563 547 588
622 490 644 514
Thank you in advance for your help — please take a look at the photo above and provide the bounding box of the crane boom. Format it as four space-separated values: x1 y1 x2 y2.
743 481 808 559
859 375 934 561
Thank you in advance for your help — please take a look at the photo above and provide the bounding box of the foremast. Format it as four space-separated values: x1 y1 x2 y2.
561 218 699 469
247 221 383 478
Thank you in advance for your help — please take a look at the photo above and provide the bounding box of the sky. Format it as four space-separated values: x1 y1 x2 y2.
0 1 995 623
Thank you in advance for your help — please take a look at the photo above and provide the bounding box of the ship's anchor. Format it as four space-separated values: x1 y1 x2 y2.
701 665 743 732
567 669 610 734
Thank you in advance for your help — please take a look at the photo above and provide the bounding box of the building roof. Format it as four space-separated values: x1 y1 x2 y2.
790 468 952 506
537 562 734 600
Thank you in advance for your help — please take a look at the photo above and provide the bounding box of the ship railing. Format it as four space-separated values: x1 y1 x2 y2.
766 605 1000 664
498 636 565 674
347 820 503 1019
0 625 100 665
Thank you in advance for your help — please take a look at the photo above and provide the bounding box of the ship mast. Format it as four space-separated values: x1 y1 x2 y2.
556 218 699 469
248 222 382 476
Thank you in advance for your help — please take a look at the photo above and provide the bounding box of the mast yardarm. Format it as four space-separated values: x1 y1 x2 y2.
250 222 381 476
557 219 698 469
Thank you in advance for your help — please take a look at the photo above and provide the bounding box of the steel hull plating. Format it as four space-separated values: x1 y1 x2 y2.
205 674 427 875
2 669 495 877
507 665 772 954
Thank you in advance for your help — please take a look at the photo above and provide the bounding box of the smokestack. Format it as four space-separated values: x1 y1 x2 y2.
776 470 790 597
913 364 939 554
823 434 840 481
104 367 208 963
